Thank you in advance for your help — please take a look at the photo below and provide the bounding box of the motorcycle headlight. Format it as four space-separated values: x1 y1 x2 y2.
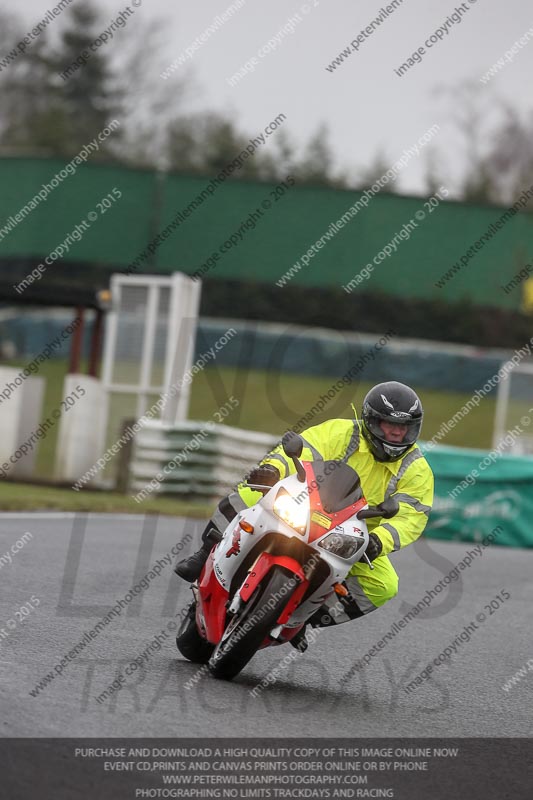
273 489 308 534
319 531 364 559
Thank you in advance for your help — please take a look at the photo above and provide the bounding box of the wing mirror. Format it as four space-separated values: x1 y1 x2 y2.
282 431 303 458
281 431 305 482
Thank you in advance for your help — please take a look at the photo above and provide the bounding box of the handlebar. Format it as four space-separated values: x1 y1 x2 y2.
357 507 385 520
245 482 275 493
357 496 400 520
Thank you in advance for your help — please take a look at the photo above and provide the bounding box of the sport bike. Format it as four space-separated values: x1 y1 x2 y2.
176 432 398 680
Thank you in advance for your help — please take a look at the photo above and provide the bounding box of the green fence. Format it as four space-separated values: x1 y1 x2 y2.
1 157 532 311
422 444 533 548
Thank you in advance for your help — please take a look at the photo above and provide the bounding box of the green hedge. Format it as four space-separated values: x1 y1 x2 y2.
201 278 533 349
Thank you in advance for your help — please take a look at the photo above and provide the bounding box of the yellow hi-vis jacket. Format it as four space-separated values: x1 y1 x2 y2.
256 418 434 557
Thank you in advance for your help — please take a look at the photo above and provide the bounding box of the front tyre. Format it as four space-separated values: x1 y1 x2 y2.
176 602 214 664
208 565 297 681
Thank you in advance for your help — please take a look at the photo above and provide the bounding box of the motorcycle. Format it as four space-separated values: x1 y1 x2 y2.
176 431 399 680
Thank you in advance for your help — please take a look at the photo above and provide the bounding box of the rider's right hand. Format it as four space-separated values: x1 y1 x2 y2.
246 464 280 487
366 532 383 562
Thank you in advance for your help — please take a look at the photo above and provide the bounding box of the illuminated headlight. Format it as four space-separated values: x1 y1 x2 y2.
273 489 308 534
319 532 364 559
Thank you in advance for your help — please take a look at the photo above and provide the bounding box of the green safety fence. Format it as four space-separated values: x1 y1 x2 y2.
421 443 533 548
1 157 532 311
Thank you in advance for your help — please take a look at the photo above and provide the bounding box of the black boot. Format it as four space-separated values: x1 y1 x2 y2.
289 603 337 651
308 604 338 628
174 541 212 582
174 524 222 582
289 627 309 652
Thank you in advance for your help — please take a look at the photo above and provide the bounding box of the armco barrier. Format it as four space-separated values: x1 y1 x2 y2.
3 313 527 394
196 318 524 394
130 420 277 499
131 421 533 547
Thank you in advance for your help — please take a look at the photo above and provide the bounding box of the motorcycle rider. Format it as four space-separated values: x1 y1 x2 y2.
175 381 434 642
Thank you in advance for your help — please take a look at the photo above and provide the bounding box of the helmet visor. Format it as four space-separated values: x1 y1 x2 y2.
365 409 422 448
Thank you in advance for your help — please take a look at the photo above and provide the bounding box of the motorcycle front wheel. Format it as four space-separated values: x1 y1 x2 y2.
208 565 297 681
176 601 215 664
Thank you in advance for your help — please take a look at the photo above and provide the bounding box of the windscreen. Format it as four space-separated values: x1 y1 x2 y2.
311 460 364 513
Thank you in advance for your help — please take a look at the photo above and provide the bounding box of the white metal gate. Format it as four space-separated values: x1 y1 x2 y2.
493 361 533 454
100 273 201 446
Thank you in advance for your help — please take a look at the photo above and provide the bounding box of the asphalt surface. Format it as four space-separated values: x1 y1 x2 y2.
1 512 532 738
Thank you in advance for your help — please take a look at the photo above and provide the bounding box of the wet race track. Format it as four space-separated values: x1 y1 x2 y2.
1 513 532 738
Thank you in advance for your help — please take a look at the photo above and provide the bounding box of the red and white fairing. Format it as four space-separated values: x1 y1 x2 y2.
197 465 371 645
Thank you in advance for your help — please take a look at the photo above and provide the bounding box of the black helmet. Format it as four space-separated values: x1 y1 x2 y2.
361 381 423 462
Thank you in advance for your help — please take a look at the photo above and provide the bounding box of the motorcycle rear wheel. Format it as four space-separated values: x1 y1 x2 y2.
208 565 296 681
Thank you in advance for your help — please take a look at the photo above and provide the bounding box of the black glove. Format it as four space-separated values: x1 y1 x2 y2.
247 464 280 488
365 532 383 562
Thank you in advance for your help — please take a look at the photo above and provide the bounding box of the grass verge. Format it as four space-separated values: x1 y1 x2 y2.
0 481 213 517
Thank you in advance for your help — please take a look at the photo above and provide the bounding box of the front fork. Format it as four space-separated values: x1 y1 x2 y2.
191 582 208 640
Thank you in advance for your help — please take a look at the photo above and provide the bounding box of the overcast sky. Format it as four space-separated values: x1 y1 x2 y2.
12 0 533 195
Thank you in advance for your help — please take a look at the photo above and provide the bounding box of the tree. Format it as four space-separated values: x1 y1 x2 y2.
484 105 533 206
163 114 346 187
0 4 357 187
166 112 265 177
292 123 347 187
0 2 121 157
0 11 61 153
53 0 120 155
353 149 400 192
424 82 533 208
423 148 448 198
110 16 190 168
261 128 296 181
